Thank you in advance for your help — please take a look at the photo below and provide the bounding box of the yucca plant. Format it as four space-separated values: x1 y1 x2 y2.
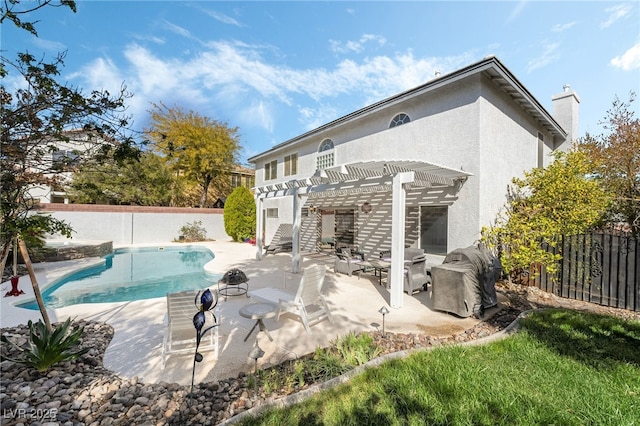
1 318 89 372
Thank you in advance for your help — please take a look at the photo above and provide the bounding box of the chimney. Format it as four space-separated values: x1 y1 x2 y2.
551 84 580 150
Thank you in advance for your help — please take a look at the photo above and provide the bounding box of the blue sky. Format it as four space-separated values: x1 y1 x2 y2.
4 1 639 164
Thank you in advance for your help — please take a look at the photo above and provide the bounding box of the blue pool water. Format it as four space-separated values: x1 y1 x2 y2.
19 246 220 310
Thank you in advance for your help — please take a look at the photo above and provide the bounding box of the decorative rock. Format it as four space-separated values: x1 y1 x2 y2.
1 290 637 426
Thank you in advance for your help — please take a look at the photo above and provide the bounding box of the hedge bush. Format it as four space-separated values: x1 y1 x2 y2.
223 186 256 242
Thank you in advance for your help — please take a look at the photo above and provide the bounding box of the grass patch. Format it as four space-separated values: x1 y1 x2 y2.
240 309 640 425
256 332 381 396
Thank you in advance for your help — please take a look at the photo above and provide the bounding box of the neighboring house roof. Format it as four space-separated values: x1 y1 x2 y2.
248 55 567 163
232 164 255 175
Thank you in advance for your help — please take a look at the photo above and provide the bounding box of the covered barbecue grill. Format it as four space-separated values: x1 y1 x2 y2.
431 244 501 318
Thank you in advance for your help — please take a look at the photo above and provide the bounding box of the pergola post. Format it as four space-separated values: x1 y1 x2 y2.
389 171 414 308
291 189 303 273
255 195 264 260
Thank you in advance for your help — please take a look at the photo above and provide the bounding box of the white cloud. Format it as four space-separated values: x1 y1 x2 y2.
507 0 528 23
69 57 123 95
203 10 243 27
32 37 67 52
329 34 387 54
162 20 192 39
298 104 340 131
600 4 632 29
527 43 560 72
123 44 180 95
241 100 274 133
551 21 577 33
67 38 476 136
611 42 640 71
132 34 165 45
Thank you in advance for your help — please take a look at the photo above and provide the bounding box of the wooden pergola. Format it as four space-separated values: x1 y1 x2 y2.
254 160 471 309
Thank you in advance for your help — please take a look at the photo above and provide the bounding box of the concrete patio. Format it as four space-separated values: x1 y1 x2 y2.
0 240 487 386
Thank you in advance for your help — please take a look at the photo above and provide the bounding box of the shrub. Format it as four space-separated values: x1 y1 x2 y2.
179 220 208 242
482 149 610 278
1 318 89 372
223 186 256 242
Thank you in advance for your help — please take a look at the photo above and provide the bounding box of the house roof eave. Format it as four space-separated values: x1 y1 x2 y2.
248 56 567 164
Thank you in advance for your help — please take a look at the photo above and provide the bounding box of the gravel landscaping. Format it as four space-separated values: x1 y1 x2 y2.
1 282 638 426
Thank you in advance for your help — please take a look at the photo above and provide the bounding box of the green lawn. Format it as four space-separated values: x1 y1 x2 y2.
239 309 640 425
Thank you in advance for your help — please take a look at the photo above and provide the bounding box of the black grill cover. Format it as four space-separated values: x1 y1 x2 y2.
431 244 501 318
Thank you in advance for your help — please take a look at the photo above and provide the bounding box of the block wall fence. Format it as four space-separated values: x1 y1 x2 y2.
35 204 230 246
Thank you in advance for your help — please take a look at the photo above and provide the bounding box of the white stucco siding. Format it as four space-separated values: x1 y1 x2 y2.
251 59 571 258
476 78 558 234
254 77 487 254
260 196 293 245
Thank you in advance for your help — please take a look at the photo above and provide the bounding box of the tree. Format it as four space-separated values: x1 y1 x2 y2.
482 149 611 279
1 0 139 329
145 103 240 207
578 93 640 236
69 152 174 205
0 0 76 38
224 186 256 242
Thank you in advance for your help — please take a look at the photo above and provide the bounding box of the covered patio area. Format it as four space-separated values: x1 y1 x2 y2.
254 160 472 309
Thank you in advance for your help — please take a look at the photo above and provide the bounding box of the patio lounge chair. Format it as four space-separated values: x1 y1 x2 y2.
264 223 293 256
162 290 219 369
334 248 365 276
250 264 334 333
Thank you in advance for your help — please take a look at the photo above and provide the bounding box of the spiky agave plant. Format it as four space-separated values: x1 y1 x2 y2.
1 317 89 372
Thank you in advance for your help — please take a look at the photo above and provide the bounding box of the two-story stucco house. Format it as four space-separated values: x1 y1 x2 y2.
248 56 580 308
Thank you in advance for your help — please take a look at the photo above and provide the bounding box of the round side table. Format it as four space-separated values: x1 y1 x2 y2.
239 302 278 342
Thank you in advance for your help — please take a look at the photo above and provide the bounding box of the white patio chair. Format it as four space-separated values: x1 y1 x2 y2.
250 264 334 333
161 290 219 369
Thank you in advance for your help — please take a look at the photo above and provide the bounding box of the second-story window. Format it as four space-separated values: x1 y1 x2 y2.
389 113 411 128
264 160 277 180
52 150 80 171
284 153 298 176
317 139 335 169
231 174 241 188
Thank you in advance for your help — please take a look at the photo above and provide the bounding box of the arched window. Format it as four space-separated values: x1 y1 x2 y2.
389 113 411 128
318 138 334 152
317 138 334 169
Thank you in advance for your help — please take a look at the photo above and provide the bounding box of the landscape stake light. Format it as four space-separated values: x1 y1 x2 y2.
248 342 265 400
378 305 390 337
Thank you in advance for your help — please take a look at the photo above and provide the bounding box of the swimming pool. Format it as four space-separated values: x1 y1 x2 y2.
19 246 221 310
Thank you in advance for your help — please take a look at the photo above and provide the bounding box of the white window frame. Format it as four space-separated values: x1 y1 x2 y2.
264 160 277 180
389 113 411 128
284 153 298 176
317 139 335 169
